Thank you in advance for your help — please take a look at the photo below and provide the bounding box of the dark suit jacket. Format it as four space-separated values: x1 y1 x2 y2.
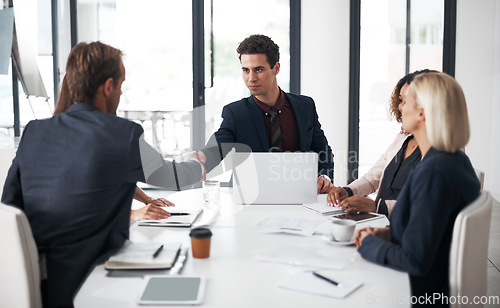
358 148 480 307
1 103 201 307
203 93 334 179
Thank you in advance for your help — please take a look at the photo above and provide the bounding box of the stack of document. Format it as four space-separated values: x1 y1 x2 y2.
303 202 345 216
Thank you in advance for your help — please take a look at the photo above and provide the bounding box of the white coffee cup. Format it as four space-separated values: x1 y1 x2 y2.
331 219 356 242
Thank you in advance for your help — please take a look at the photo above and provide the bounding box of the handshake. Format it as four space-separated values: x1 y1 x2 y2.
177 151 207 182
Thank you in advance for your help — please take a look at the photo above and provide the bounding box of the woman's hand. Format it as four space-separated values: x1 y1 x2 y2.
326 186 349 206
130 204 171 221
338 196 376 213
355 227 377 248
355 227 391 248
146 197 175 207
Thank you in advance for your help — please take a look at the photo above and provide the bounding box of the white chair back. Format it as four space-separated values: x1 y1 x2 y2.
0 203 42 308
474 169 485 191
0 147 16 191
449 191 493 308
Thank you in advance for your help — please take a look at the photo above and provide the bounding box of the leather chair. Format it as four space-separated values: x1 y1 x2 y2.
0 203 42 308
449 191 493 308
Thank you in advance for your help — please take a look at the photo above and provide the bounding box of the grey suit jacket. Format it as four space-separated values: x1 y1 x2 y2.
1 103 201 307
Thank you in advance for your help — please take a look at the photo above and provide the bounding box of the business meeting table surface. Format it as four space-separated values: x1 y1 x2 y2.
74 187 410 308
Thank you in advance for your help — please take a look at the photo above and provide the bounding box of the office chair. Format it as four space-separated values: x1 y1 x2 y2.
449 191 493 308
0 203 42 308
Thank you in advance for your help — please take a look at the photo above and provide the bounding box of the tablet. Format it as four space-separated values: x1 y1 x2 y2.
331 212 384 223
138 276 206 305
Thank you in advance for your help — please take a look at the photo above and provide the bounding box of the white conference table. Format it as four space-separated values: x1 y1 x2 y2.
74 188 410 308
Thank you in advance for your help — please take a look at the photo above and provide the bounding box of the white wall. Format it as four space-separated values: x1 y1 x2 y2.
301 0 350 186
456 0 500 200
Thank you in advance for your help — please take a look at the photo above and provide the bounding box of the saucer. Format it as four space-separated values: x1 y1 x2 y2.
321 235 355 246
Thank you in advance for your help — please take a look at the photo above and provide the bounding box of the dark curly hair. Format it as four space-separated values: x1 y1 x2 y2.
236 34 280 69
390 69 437 123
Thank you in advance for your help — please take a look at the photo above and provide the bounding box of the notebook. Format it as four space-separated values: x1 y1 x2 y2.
303 194 345 216
138 208 203 227
232 152 318 204
104 241 181 270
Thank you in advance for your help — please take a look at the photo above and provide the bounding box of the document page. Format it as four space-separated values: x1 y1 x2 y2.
255 245 346 270
278 270 362 299
252 216 325 237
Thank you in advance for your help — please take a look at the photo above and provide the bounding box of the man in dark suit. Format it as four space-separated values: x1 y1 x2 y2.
1 42 204 308
201 34 334 193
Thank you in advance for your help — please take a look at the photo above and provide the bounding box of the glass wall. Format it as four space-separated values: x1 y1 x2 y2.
358 0 443 177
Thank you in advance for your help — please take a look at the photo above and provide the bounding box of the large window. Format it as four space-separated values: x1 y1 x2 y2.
358 0 444 177
0 1 56 138
204 0 290 141
75 0 290 158
77 0 193 157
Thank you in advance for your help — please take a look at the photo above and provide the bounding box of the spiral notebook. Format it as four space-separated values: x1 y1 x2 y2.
104 241 181 270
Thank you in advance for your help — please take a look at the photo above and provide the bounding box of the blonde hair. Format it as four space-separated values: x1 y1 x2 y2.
411 72 470 152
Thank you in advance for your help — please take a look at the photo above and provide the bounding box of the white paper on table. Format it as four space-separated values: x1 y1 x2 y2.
278 269 362 299
252 216 325 237
193 206 220 227
255 245 346 270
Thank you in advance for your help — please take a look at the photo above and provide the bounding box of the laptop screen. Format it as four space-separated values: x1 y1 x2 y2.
232 152 318 204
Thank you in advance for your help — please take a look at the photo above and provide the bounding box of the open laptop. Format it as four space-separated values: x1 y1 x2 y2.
232 152 318 204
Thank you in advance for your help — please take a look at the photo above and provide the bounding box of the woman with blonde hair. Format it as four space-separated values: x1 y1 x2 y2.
355 72 480 306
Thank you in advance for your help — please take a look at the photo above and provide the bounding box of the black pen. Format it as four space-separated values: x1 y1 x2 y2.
153 245 164 258
169 213 189 216
313 271 341 287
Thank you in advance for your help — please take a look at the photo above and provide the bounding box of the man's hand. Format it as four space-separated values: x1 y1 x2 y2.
196 151 207 181
326 186 349 206
317 176 333 194
196 151 206 164
184 151 206 181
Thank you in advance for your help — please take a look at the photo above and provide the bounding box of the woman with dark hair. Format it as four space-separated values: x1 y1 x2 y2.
327 69 434 216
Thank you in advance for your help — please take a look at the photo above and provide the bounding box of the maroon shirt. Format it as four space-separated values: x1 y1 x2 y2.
253 89 300 152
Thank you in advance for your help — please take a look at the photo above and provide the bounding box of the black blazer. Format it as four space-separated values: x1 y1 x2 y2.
203 93 334 179
358 148 480 306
